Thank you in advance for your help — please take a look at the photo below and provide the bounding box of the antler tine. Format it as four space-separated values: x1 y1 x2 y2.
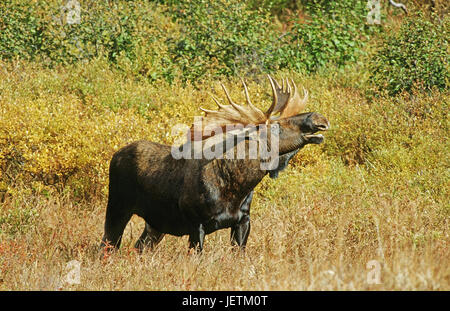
201 93 239 118
295 79 308 105
240 78 264 114
272 75 282 89
211 94 232 110
302 86 308 103
220 82 235 105
290 78 297 97
267 74 296 117
200 107 219 114
267 75 278 116
211 95 224 109
240 78 252 106
220 82 248 114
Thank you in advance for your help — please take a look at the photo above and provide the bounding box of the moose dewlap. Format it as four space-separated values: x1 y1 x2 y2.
100 75 330 253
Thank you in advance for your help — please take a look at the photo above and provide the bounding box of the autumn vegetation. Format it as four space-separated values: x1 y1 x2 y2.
0 0 448 290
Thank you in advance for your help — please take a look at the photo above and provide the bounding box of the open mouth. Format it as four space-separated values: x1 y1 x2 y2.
303 133 325 144
303 124 329 144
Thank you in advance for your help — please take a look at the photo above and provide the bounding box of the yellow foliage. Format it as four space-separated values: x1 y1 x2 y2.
1 59 448 203
0 58 448 290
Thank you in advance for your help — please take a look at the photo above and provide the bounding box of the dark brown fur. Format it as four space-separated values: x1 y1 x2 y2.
100 112 329 252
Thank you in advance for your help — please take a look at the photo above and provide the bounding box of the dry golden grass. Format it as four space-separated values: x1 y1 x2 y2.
0 163 448 290
0 59 448 290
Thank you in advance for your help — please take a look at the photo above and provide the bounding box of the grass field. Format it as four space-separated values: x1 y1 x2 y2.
0 0 448 291
0 57 448 290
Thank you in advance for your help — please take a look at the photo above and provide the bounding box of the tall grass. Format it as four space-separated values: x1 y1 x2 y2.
0 57 448 290
0 0 448 291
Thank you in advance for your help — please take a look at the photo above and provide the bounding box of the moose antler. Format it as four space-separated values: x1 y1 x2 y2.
199 81 267 127
193 75 308 140
266 75 308 119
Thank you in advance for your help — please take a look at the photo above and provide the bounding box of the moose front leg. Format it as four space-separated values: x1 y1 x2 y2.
231 191 253 250
230 215 250 249
188 223 205 252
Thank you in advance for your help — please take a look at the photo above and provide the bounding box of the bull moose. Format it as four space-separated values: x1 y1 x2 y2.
100 76 329 252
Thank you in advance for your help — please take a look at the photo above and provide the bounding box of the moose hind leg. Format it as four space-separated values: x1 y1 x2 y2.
100 197 133 252
134 222 165 252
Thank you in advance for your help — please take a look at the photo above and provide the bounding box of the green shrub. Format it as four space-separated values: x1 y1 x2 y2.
1 0 380 82
0 0 158 65
277 0 376 72
164 0 379 80
166 0 276 81
369 13 448 96
0 0 46 61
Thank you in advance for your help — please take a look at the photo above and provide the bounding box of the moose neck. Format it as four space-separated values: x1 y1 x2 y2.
277 127 306 156
193 117 310 197
209 130 306 196
263 119 307 157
